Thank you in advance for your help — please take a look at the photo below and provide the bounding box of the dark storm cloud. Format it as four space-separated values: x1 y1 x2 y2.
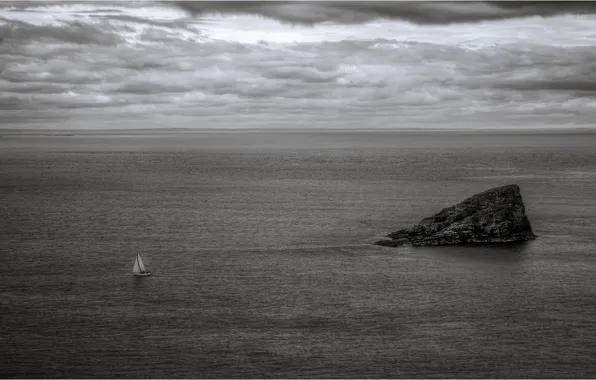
174 1 596 25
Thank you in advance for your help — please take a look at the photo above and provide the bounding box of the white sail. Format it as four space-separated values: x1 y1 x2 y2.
132 256 141 274
132 254 146 274
137 254 147 272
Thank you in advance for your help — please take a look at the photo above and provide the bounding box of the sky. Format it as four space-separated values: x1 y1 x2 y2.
1 1 596 130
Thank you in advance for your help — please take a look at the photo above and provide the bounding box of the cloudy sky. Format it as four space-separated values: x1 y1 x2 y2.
1 1 595 130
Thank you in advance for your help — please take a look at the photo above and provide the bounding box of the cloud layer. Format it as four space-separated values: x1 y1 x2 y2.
175 1 596 25
1 1 595 129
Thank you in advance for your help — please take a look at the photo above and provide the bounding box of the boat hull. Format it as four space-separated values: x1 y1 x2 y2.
133 272 152 277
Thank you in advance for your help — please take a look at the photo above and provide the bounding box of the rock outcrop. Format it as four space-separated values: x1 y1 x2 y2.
375 184 536 247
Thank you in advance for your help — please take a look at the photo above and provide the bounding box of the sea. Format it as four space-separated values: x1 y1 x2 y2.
1 130 595 378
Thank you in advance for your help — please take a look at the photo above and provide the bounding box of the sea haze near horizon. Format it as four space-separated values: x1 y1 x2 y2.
1 131 595 378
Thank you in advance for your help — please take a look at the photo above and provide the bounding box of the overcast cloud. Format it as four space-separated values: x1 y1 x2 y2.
175 1 596 25
1 1 595 129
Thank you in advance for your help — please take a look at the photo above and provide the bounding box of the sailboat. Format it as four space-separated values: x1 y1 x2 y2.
132 254 152 277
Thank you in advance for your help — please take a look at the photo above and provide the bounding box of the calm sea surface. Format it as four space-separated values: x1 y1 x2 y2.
1 131 595 378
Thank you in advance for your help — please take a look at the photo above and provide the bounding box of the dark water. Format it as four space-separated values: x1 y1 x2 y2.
1 131 596 378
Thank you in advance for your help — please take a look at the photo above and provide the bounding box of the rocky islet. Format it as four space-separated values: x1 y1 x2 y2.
375 184 536 247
